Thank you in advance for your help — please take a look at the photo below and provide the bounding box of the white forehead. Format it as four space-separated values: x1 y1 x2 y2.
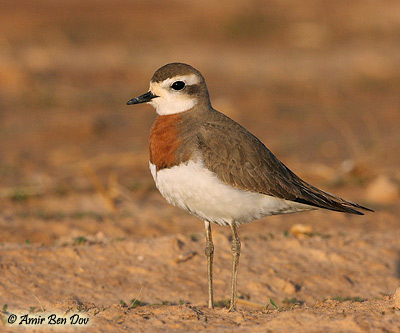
155 73 200 88
148 73 199 115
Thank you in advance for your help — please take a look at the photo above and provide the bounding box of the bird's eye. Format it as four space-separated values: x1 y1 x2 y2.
171 81 185 91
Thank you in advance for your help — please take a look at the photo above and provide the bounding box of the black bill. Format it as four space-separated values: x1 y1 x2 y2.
127 91 158 105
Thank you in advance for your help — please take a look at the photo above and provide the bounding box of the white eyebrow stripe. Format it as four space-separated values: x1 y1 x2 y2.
160 74 200 88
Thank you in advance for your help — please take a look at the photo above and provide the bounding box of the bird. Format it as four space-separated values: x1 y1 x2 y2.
127 62 373 311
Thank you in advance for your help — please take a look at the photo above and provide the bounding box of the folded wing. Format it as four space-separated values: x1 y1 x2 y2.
197 111 372 215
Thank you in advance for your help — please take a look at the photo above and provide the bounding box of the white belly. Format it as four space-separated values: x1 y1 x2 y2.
149 159 314 226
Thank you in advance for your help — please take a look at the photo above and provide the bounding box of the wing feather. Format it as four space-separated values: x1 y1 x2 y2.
197 111 372 215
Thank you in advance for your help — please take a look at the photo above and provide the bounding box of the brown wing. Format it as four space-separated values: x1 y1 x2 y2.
197 110 372 215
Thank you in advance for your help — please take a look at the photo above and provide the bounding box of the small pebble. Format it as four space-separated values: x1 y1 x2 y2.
393 287 400 309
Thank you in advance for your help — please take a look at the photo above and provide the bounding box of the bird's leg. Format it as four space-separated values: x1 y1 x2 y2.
204 221 214 309
228 223 241 312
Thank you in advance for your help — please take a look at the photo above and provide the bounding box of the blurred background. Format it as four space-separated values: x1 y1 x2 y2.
1 0 399 244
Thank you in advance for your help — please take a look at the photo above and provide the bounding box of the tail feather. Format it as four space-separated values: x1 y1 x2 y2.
293 182 374 215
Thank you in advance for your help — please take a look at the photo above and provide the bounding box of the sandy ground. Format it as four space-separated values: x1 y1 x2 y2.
1 0 400 331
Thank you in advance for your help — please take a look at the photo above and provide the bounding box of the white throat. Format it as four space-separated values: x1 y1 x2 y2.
149 94 197 115
148 74 199 115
